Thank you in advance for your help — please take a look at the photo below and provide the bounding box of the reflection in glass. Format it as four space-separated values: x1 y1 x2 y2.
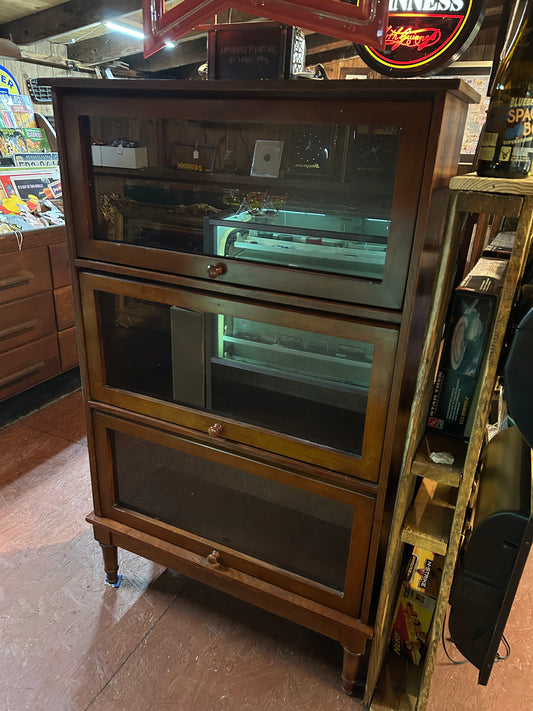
97 292 374 455
113 430 354 591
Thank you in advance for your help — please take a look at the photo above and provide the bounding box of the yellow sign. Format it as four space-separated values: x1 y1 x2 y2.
0 65 20 95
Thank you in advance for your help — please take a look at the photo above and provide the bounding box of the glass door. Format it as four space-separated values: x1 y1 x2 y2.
59 86 432 308
81 271 398 481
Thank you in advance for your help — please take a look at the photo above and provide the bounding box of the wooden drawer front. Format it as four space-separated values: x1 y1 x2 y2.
0 292 56 354
49 242 71 289
0 334 60 401
54 285 75 331
0 247 52 306
93 411 375 616
59 325 79 371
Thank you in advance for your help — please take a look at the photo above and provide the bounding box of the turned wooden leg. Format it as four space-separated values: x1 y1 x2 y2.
341 647 363 695
100 543 120 585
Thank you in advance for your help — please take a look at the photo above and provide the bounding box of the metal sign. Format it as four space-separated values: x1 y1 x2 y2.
142 0 389 57
357 0 487 77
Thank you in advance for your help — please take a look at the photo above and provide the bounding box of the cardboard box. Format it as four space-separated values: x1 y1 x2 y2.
390 547 442 665
91 144 148 169
428 257 508 437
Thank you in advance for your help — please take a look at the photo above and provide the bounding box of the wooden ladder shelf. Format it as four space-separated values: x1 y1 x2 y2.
365 175 533 711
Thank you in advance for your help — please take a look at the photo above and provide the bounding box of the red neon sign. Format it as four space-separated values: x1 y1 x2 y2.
142 0 389 57
357 0 486 77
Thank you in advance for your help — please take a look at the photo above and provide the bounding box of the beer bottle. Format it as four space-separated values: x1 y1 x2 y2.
477 1 533 178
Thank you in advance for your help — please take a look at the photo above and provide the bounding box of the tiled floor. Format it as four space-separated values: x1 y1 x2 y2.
1 390 531 711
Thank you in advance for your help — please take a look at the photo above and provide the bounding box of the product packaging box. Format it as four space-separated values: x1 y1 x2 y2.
91 144 148 169
427 257 508 437
390 547 442 665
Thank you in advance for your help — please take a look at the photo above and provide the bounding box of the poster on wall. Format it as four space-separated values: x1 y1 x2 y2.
357 0 488 77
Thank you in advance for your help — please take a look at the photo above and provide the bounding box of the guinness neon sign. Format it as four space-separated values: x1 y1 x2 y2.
357 0 487 76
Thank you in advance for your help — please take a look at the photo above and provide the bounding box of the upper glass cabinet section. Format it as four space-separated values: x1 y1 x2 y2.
61 86 432 308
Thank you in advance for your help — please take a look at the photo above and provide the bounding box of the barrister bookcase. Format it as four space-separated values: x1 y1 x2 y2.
49 78 477 692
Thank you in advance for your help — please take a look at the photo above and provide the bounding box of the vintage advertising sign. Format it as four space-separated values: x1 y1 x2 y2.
0 65 20 95
357 0 487 77
142 0 389 57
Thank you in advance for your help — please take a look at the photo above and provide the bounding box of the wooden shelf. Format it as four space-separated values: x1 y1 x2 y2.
410 432 466 487
371 651 422 711
401 479 456 556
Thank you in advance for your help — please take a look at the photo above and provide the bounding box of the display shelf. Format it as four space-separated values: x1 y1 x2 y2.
365 181 533 711
400 479 456 556
410 432 467 487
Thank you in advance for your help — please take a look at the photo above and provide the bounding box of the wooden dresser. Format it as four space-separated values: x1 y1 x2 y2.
0 225 78 402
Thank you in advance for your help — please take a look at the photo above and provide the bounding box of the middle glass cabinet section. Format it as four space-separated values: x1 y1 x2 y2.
80 271 398 482
66 88 433 309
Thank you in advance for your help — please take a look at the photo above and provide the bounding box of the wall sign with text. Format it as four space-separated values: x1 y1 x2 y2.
357 0 487 77
142 0 389 57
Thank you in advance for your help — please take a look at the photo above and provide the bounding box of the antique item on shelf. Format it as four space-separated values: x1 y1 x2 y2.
287 124 333 175
250 140 284 178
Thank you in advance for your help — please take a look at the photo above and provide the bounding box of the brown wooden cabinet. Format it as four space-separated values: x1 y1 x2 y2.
50 78 477 692
0 225 78 401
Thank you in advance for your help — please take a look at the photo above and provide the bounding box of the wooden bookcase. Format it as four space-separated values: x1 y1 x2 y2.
49 78 478 692
365 175 533 710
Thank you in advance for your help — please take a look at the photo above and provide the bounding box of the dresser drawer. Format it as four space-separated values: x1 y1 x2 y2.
0 292 56 354
54 284 75 330
49 242 71 289
0 334 60 400
58 325 79 371
0 247 52 306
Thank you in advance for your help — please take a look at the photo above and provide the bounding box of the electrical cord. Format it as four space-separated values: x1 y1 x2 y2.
442 608 511 665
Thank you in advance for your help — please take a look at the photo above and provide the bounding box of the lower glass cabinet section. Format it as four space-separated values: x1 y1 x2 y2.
81 272 398 481
93 411 376 612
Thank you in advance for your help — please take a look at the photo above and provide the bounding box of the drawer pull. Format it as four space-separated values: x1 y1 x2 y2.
0 271 33 292
206 263 226 279
207 550 221 565
0 318 39 342
0 361 44 389
208 423 224 437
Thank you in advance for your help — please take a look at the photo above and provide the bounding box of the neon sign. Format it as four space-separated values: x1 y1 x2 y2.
357 0 487 76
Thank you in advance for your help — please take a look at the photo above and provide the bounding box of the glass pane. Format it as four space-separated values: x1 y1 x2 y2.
89 116 400 281
97 292 374 456
113 430 353 591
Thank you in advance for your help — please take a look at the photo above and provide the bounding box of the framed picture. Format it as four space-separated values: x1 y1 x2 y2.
171 142 217 173
250 140 284 178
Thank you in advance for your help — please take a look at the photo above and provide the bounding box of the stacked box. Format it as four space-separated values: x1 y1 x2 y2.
390 547 442 665
428 257 508 437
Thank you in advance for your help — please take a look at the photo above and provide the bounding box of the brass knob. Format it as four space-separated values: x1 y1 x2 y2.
207 263 226 279
207 550 221 565
208 423 223 437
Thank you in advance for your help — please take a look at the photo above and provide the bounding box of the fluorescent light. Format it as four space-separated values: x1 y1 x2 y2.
104 21 144 40
165 41 176 48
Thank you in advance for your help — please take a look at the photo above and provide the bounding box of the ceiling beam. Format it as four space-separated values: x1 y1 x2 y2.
125 36 207 73
0 0 141 46
68 32 142 65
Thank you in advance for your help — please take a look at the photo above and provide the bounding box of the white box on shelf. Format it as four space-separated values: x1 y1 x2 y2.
91 145 148 169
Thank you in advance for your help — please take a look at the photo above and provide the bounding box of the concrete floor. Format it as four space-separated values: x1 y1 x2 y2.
1 389 531 711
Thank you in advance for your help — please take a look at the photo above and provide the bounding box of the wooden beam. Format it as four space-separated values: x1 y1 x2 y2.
0 0 140 46
68 32 142 65
125 36 207 73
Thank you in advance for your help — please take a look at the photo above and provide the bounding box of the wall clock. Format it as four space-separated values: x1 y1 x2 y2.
287 125 333 176
350 128 401 174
